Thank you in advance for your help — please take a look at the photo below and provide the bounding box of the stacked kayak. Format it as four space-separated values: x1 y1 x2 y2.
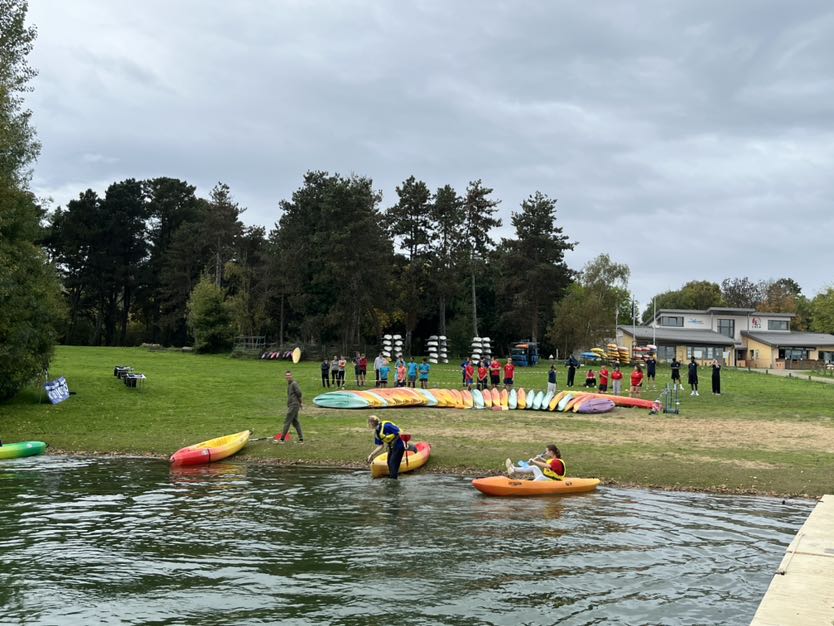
0 441 47 460
371 441 432 478
472 476 600 497
170 430 252 466
313 388 654 413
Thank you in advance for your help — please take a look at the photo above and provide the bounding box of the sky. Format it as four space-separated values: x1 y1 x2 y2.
25 0 834 307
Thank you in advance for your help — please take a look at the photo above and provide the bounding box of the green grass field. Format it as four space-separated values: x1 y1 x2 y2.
2 346 833 497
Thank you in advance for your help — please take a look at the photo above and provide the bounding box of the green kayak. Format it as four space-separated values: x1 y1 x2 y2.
0 441 48 460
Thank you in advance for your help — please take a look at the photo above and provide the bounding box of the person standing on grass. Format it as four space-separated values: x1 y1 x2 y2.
320 358 330 388
337 355 347 388
478 362 489 390
671 357 682 389
278 370 304 444
688 357 699 396
330 355 339 387
489 358 501 388
611 364 623 396
407 357 418 388
503 360 515 389
547 365 557 395
598 365 609 393
358 353 368 387
711 360 721 395
646 354 657 388
566 354 579 387
630 365 644 397
464 360 475 390
396 360 407 387
378 359 390 387
418 358 430 388
374 352 384 387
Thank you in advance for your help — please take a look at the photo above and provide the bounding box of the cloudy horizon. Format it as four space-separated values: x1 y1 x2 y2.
25 0 834 306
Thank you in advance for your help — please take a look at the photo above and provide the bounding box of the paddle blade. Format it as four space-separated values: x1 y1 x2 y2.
400 433 412 444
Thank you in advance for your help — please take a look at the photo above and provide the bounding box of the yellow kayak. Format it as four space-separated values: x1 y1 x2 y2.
170 430 251 465
371 441 432 478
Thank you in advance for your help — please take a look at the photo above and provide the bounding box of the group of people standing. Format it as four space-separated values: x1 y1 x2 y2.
560 355 657 398
671 357 722 396
319 353 433 389
461 356 515 391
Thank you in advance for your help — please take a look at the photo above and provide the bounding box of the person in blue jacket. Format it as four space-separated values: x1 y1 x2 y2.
366 415 405 479
407 357 418 388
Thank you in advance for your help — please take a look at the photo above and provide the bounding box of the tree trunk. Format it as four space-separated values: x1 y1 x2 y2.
279 292 285 348
439 295 447 337
471 270 479 337
530 297 538 343
120 284 131 345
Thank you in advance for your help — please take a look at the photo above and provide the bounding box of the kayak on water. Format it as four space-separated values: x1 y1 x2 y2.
170 430 252 466
471 475 600 497
371 441 432 478
0 441 48 460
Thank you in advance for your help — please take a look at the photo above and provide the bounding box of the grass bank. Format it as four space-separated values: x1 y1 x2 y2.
1 347 833 497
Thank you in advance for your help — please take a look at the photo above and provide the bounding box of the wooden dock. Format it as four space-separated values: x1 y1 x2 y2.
751 494 834 625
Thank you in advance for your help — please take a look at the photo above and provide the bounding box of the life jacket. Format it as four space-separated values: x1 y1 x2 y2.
376 421 400 445
542 458 566 480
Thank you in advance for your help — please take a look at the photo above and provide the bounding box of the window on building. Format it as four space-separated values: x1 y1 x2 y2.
717 319 735 338
778 348 809 360
687 346 725 359
657 346 675 362
659 315 683 327
768 319 789 331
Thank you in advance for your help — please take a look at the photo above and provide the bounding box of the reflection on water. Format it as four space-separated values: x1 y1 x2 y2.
0 456 811 625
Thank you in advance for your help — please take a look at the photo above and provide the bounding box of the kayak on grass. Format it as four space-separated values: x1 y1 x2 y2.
170 430 252 466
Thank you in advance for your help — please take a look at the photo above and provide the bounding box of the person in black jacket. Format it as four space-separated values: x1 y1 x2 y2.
566 354 579 387
688 357 699 396
711 360 721 395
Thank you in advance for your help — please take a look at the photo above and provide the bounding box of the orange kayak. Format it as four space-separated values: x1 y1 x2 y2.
471 475 600 497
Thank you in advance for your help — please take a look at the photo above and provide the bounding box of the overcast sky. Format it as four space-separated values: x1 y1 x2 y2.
26 0 834 306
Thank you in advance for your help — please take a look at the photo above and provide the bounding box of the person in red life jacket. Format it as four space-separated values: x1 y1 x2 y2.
584 368 597 388
464 361 475 390
505 444 566 481
503 360 515 389
598 365 609 393
630 365 644 397
366 415 405 479
489 358 501 388
477 363 489 390
611 364 624 395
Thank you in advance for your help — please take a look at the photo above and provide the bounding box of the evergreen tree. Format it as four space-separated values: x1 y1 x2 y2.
462 180 501 337
187 274 234 352
0 0 63 400
497 191 574 343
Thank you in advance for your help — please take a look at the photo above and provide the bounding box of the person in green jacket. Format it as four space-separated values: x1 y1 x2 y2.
278 370 304 444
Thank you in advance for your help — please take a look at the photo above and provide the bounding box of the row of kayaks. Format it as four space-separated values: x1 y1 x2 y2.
4 432 597 498
168 429 598 496
314 386 656 413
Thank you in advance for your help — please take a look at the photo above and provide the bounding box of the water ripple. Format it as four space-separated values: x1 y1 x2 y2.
0 457 811 625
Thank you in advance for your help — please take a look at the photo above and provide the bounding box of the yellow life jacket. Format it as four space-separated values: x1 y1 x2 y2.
376 420 399 445
542 458 566 480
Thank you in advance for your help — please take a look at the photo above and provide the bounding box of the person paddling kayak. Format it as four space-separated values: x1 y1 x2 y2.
505 444 566 481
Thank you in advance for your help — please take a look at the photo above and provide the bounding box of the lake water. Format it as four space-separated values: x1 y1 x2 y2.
0 457 812 625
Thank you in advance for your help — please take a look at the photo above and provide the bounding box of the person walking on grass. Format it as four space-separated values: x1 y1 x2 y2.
688 357 699 396
611 364 623 396
711 359 721 395
277 370 304 444
366 415 405 479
